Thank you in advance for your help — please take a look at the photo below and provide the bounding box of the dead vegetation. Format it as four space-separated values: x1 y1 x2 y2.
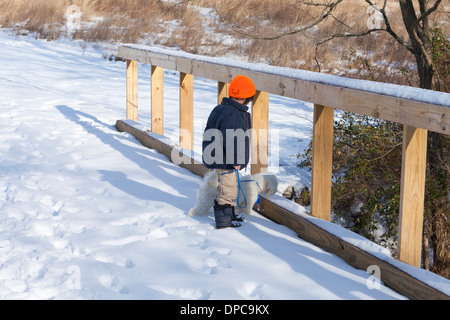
0 0 448 85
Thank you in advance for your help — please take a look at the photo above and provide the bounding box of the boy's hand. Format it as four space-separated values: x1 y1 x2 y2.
234 165 241 170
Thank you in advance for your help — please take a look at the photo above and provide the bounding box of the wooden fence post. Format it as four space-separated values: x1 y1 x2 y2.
151 65 164 135
126 60 138 121
179 73 194 149
398 125 428 267
218 82 229 105
251 90 269 175
311 104 334 221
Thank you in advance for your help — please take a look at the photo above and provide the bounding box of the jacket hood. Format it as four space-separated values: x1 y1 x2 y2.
221 97 249 113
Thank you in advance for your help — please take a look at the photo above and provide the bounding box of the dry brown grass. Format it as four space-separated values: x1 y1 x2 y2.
0 0 186 42
199 0 448 86
0 0 448 86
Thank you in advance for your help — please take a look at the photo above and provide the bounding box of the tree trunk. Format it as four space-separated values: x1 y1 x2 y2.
427 132 449 277
399 0 449 278
431 209 450 277
422 235 430 270
398 0 434 89
415 54 434 89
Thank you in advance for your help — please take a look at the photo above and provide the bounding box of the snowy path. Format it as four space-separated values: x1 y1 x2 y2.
0 31 407 300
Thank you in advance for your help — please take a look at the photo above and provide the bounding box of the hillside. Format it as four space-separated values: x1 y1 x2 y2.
1 0 448 86
0 28 421 300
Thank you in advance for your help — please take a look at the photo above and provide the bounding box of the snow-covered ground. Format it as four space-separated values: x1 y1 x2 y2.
0 29 447 300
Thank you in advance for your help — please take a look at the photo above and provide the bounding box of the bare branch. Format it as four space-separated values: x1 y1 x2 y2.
296 0 342 7
313 28 382 71
330 13 354 30
215 0 344 41
365 0 414 53
312 0 415 71
411 0 442 67
368 143 403 162
413 0 442 36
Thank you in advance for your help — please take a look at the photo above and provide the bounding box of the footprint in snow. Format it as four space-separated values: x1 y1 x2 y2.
237 282 266 299
99 274 131 295
150 285 211 300
93 253 136 269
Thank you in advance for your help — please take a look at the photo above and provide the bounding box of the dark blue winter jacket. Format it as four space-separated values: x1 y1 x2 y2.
202 97 251 170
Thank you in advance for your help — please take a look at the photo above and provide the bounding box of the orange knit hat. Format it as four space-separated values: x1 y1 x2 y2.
228 75 256 99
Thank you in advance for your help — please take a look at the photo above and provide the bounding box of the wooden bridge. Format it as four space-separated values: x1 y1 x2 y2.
115 44 450 300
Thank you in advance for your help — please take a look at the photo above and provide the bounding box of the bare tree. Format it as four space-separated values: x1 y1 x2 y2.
210 0 444 90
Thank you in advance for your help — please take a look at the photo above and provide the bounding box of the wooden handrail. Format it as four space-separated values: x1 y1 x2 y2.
118 44 449 134
117 44 450 269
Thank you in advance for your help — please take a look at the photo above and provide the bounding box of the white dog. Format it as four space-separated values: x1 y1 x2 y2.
188 170 278 216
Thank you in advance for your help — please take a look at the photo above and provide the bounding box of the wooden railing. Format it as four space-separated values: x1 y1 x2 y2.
117 44 450 271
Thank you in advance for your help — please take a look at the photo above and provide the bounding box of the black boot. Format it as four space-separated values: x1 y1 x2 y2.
214 201 241 229
214 201 244 223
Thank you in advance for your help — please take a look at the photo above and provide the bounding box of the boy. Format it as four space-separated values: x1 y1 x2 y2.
202 75 256 229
